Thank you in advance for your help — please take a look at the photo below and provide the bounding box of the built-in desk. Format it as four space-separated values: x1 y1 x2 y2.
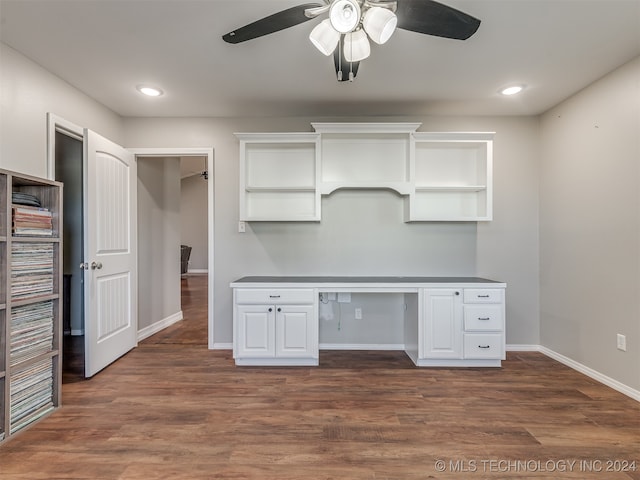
230 276 506 367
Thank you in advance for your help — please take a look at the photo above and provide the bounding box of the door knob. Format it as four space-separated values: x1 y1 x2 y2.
90 261 103 270
79 262 89 270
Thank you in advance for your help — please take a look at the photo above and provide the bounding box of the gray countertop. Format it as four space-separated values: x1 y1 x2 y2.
232 276 503 284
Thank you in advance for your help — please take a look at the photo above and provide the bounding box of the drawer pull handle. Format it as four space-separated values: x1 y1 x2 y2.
478 345 491 349
478 317 491 321
477 295 490 298
269 295 281 298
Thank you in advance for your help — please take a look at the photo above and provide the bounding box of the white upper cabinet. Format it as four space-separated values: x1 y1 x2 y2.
408 132 493 222
236 125 494 222
313 123 419 195
237 133 320 221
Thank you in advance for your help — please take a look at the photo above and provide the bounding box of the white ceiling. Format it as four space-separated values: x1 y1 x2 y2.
1 0 639 118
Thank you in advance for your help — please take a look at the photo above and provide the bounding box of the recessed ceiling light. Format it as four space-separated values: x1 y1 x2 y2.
136 85 163 97
500 85 524 96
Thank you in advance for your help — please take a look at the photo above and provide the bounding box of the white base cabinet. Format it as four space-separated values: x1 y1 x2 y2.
233 288 318 366
417 286 505 367
422 289 463 359
231 278 505 368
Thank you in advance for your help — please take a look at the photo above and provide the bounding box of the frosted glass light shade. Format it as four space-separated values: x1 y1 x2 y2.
329 0 361 33
309 19 340 55
363 7 397 44
344 29 370 62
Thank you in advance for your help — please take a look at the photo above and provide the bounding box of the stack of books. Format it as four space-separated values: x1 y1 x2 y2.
10 243 54 300
9 358 54 434
10 301 54 366
12 205 53 236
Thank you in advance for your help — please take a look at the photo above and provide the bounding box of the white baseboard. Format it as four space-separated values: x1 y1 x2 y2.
137 311 183 342
539 346 640 402
71 329 84 336
506 344 542 352
212 342 233 350
186 269 208 275
507 344 639 402
320 343 405 351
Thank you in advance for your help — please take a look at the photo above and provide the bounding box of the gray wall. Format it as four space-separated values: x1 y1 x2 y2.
123 116 540 348
137 157 182 330
539 56 640 390
0 43 123 177
180 173 208 271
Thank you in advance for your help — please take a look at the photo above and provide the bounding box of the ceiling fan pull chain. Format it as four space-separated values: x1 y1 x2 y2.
337 35 343 81
349 34 354 82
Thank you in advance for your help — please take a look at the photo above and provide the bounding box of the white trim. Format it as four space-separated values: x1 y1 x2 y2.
137 311 183 342
320 343 405 351
212 342 233 350
46 113 84 180
128 147 215 350
539 346 640 402
506 344 542 351
71 329 84 337
187 269 208 274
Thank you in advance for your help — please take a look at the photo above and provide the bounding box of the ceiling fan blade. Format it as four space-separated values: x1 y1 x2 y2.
223 3 324 44
333 46 360 82
396 0 481 40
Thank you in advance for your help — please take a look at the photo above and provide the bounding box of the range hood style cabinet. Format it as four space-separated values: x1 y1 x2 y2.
237 123 494 222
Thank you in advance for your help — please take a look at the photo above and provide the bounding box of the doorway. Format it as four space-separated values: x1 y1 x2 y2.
48 115 216 379
54 131 86 381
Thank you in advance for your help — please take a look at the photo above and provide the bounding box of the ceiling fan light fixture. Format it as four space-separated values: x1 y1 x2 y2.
309 18 340 55
329 0 361 34
344 28 370 62
363 7 397 44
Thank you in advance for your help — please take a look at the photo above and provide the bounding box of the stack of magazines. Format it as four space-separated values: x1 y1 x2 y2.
11 243 54 300
10 301 54 366
10 358 54 434
12 205 53 236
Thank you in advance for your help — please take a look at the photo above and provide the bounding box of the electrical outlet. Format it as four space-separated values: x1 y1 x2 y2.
617 334 627 351
355 308 362 320
337 292 351 303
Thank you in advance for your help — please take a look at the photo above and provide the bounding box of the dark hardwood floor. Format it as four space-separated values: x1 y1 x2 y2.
2 274 639 479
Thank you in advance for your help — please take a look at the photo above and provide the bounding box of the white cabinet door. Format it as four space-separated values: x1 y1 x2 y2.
236 305 275 358
422 289 463 359
275 305 316 358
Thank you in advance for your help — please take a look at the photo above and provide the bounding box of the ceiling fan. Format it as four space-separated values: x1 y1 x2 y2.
222 0 480 82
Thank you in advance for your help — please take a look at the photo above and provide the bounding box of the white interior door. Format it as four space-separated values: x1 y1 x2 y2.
83 130 137 377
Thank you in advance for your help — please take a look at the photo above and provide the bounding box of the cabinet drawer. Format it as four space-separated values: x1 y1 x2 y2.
463 334 503 359
235 288 315 305
464 305 503 331
463 288 503 304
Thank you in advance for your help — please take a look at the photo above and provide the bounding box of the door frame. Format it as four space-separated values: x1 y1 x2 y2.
130 147 215 349
47 114 216 349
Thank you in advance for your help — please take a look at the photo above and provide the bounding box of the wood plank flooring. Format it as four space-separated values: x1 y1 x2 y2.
1 274 639 479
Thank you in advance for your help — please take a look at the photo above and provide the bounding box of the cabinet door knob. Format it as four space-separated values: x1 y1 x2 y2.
455 291 460 296
268 307 273 312
277 307 282 312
